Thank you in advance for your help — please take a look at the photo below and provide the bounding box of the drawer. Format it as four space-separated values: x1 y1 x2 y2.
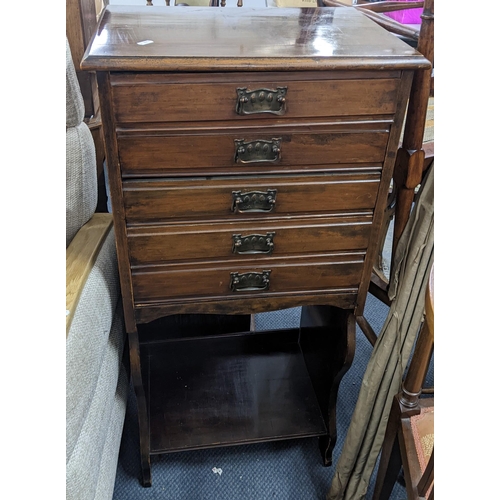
127 214 373 266
110 72 401 124
123 172 381 223
131 254 365 304
117 123 389 176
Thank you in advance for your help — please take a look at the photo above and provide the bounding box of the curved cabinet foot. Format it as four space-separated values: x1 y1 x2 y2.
319 435 334 467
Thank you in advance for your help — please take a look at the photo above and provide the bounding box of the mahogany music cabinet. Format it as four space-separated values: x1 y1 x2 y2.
82 5 429 486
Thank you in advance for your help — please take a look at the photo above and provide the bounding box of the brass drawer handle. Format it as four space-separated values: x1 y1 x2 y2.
236 87 287 116
232 232 275 255
230 270 271 292
231 189 277 213
234 138 282 164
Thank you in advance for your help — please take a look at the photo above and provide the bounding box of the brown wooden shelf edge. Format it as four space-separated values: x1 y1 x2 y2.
134 291 358 323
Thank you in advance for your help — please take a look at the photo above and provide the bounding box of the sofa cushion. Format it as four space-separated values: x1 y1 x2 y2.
93 366 128 500
66 306 126 500
66 38 85 128
66 228 120 461
66 121 98 247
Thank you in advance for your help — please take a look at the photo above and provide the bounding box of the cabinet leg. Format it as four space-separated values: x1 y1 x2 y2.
300 306 356 466
319 435 334 466
140 457 152 488
128 328 152 487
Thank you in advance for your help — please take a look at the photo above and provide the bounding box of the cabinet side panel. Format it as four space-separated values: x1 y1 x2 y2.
355 70 415 315
96 71 137 333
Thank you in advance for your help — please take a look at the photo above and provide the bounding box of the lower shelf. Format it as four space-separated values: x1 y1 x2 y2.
142 328 328 454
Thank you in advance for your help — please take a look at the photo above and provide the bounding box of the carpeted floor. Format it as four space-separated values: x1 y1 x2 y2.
112 292 432 500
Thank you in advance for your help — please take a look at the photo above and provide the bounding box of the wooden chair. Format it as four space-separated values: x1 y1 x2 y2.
372 264 434 500
323 0 434 347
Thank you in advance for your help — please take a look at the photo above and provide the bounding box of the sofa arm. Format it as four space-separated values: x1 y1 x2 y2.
66 213 113 336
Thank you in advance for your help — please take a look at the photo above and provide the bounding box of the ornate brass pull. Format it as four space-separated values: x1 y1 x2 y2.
234 138 282 164
236 87 287 116
232 232 275 255
231 189 277 213
230 270 271 292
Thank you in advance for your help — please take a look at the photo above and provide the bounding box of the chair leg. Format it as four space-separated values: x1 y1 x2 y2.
372 401 402 500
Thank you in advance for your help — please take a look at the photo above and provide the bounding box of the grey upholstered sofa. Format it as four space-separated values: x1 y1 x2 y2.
66 38 128 500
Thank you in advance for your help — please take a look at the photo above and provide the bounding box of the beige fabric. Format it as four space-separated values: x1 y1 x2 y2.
66 306 125 500
66 122 98 246
66 38 84 128
388 163 434 300
410 407 434 472
410 407 434 500
66 36 98 246
327 163 434 500
93 366 128 500
66 228 119 462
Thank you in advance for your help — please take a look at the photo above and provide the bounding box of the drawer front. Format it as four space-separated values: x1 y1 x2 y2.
117 127 389 175
131 255 365 304
110 73 401 124
127 215 373 265
123 172 381 223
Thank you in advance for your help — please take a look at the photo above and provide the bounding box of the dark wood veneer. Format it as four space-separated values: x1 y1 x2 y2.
145 329 328 454
127 214 373 265
131 254 366 303
81 7 430 72
111 74 400 124
122 172 381 222
117 127 389 174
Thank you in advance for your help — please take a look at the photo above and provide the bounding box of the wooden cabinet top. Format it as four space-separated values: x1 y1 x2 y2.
81 6 430 72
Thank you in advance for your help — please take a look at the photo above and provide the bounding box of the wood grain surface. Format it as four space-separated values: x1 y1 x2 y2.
131 253 365 303
81 6 430 72
127 214 373 265
111 73 400 124
122 172 381 222
117 125 389 175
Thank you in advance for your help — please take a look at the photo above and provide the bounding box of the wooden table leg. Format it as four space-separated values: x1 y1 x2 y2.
128 328 152 487
300 306 356 465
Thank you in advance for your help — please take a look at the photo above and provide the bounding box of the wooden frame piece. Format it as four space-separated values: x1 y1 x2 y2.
66 213 113 336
